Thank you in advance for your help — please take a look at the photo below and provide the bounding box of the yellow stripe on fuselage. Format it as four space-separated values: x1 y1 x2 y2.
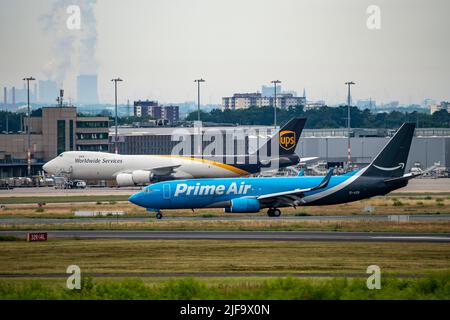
156 155 249 176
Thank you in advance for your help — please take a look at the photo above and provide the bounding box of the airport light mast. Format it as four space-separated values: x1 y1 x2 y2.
345 81 355 166
23 76 35 177
111 78 123 154
194 78 205 122
271 80 281 128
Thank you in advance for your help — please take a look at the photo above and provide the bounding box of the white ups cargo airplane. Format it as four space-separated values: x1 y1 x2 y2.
43 118 316 187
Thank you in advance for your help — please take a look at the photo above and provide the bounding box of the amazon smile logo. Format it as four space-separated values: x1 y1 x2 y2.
279 130 296 150
373 162 405 171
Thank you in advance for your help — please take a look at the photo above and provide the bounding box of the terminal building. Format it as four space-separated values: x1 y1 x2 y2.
0 106 110 177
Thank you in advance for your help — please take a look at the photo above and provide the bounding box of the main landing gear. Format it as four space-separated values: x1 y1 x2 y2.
267 208 281 217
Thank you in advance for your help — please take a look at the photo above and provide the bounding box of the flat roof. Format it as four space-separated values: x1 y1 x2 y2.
110 126 450 137
112 125 276 136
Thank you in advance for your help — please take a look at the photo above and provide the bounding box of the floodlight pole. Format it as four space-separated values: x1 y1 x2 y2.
111 78 123 154
194 78 205 122
23 76 35 177
271 80 281 128
345 81 355 165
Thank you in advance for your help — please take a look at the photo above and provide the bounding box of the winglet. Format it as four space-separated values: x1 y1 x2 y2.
312 168 333 191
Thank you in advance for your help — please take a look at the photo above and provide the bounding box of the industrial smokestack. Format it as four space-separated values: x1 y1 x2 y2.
4 87 8 134
34 83 38 102
12 87 16 107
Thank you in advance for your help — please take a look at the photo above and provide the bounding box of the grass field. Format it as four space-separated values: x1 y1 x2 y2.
1 239 449 299
0 239 448 275
1 192 448 300
1 274 449 299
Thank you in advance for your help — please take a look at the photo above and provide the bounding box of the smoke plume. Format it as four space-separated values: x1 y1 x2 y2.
40 0 98 86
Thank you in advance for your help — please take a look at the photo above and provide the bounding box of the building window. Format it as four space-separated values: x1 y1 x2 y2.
76 121 109 128
69 120 74 151
76 144 109 151
76 132 108 140
57 120 66 155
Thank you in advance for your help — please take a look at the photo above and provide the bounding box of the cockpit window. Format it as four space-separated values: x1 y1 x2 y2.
144 188 153 193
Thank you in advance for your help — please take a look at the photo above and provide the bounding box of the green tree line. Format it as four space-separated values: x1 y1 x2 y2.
186 105 450 128
2 106 449 132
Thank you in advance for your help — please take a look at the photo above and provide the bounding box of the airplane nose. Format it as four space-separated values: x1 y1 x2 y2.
128 192 145 207
42 160 54 174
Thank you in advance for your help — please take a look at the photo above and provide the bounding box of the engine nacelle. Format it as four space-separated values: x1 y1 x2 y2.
116 170 153 187
225 198 260 213
116 173 135 187
131 170 153 185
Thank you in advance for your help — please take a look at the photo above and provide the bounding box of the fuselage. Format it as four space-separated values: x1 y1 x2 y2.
42 117 306 184
43 151 294 181
129 168 408 211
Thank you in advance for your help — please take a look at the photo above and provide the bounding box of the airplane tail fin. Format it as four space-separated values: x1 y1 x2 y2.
362 123 415 178
257 117 306 157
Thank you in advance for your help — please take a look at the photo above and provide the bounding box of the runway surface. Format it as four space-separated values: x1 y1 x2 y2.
1 230 449 243
1 214 449 225
0 186 137 197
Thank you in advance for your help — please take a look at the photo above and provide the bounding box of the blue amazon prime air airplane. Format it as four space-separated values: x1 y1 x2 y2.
129 123 420 219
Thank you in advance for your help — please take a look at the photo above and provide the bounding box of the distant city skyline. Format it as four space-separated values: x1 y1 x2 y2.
1 0 449 106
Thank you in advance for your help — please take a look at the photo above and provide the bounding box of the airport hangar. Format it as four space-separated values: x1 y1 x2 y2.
113 126 450 174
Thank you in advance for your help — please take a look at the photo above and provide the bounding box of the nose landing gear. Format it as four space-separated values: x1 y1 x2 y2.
267 208 281 217
147 208 163 219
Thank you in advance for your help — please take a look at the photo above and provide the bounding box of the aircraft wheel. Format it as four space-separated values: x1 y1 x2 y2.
156 212 163 219
272 209 281 217
267 209 274 217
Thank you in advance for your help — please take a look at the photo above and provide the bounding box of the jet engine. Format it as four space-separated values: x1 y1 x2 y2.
116 170 153 186
131 170 153 185
224 198 260 213
116 173 134 187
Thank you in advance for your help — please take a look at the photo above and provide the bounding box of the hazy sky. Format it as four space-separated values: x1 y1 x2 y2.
1 0 449 105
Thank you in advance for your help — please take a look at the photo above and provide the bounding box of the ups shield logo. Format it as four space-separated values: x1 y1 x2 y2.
279 130 296 150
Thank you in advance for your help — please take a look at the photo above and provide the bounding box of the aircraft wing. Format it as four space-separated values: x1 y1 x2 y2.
299 157 319 163
147 164 181 176
117 164 181 177
257 169 333 207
